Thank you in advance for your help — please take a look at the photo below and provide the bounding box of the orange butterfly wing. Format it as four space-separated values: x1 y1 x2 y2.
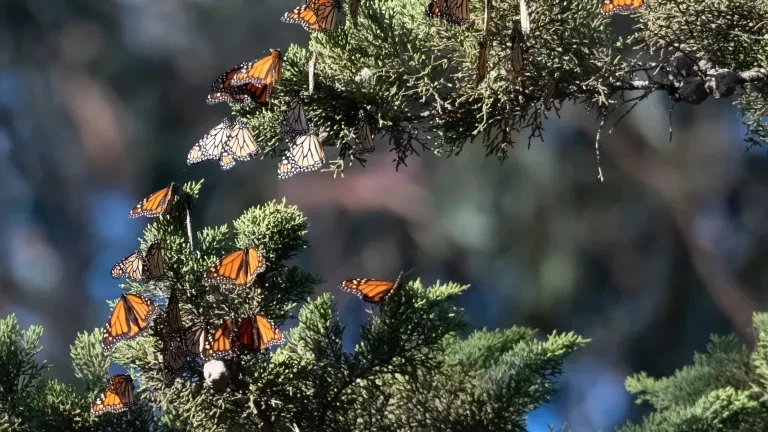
231 50 282 86
237 316 258 350
129 183 175 218
202 320 235 359
110 251 144 280
282 1 339 34
340 273 404 304
206 248 266 287
91 374 134 415
256 315 284 349
601 0 646 15
102 294 158 352
237 315 284 350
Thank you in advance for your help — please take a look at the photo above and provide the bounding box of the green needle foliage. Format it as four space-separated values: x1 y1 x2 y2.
0 180 588 431
231 0 767 169
619 312 768 432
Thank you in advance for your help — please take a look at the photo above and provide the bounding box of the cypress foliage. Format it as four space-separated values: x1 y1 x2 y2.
0 181 588 431
229 0 767 171
620 312 768 432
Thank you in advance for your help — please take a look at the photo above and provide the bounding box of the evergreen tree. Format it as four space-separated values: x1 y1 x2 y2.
620 312 768 432
0 181 588 431
226 0 767 179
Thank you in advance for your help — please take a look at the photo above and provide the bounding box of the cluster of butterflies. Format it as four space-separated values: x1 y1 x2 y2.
194 48 375 178
91 183 409 415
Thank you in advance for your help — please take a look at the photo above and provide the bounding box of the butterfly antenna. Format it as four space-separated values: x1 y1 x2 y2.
402 268 416 278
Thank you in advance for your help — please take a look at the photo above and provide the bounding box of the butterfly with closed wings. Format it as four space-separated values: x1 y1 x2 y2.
352 110 376 157
111 240 165 282
287 134 325 174
280 99 310 142
91 374 135 416
188 118 260 170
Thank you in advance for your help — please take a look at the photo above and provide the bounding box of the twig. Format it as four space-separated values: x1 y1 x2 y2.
595 112 605 182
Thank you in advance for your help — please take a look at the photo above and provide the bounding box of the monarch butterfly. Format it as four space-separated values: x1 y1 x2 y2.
477 38 488 83
188 119 232 168
288 134 325 173
519 0 530 36
188 119 260 170
129 183 176 218
349 0 359 27
210 83 273 106
207 68 274 106
183 322 206 356
542 78 558 110
206 248 267 288
277 159 296 180
282 0 342 33
165 294 184 333
425 0 470 25
102 293 159 352
281 99 310 141
308 52 317 95
340 271 404 304
353 112 375 156
509 31 524 79
207 61 249 100
600 0 646 15
111 240 165 282
202 319 236 360
162 334 187 387
231 50 282 86
236 315 284 350
91 374 135 416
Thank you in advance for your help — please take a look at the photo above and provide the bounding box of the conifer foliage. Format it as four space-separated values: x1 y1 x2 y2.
0 181 588 431
620 312 768 432
213 0 768 174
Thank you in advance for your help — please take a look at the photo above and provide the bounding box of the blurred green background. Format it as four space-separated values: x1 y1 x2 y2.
1 1 766 430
